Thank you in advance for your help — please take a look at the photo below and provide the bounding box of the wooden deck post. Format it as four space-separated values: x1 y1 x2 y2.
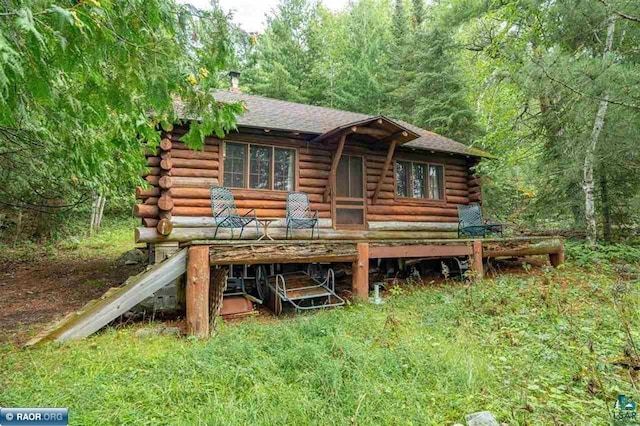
471 240 483 280
186 245 210 337
549 240 565 267
352 242 369 300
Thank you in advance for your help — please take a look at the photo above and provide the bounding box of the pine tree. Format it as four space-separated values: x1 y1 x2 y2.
411 0 425 27
404 27 478 142
245 0 322 103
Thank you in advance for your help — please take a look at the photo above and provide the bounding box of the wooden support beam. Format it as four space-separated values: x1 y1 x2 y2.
352 242 369 300
210 243 357 265
353 127 391 138
471 240 483 280
186 245 210 337
372 139 398 204
376 131 408 145
324 133 347 202
369 244 471 258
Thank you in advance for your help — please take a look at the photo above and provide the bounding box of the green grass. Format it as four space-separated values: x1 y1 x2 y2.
1 265 638 425
0 216 137 263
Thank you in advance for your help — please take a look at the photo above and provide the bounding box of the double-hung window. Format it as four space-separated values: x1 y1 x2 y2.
223 142 295 191
395 160 445 200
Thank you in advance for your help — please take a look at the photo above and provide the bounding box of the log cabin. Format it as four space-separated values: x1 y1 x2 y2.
26 86 567 344
130 87 564 337
135 89 490 243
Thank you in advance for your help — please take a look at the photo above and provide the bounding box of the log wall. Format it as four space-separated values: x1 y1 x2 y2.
136 125 482 243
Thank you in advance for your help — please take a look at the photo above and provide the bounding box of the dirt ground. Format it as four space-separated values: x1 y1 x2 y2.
0 254 548 346
0 258 144 345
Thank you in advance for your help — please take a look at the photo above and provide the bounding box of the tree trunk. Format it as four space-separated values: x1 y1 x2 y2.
583 13 616 246
96 194 106 231
89 192 98 236
600 174 612 241
90 193 106 236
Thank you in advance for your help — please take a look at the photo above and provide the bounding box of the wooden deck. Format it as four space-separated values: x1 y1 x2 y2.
177 235 565 335
183 235 562 291
182 236 563 265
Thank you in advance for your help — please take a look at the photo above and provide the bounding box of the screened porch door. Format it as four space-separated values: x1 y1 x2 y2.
334 155 366 229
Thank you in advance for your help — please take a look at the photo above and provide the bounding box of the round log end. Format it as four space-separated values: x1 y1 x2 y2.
158 195 174 211
159 176 173 189
160 138 172 151
157 219 174 236
160 158 173 170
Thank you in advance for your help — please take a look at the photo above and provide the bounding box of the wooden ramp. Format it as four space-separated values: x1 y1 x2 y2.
26 248 188 346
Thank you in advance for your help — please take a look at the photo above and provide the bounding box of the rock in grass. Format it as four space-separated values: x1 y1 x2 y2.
466 411 499 426
118 249 147 265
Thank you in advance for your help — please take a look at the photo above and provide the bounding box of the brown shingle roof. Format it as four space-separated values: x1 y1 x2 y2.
175 90 489 157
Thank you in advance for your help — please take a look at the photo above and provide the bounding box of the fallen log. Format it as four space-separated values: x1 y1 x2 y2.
483 238 564 258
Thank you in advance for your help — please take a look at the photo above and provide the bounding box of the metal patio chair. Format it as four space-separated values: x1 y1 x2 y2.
210 187 259 239
258 266 345 315
285 191 319 239
457 204 504 238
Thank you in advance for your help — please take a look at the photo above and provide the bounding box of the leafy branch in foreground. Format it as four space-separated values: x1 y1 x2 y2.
0 0 243 214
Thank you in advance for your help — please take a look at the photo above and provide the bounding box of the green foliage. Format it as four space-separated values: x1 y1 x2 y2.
0 215 136 263
241 0 478 142
242 0 323 103
565 240 640 270
1 0 243 230
453 0 640 234
1 267 638 424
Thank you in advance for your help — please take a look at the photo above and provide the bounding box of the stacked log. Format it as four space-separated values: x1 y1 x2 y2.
135 226 457 243
134 125 481 240
136 132 223 235
155 134 174 235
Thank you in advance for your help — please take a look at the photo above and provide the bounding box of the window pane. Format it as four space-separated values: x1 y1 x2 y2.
412 163 426 198
349 156 363 198
224 143 246 188
336 156 350 197
336 208 364 225
249 146 272 190
429 165 444 199
395 161 410 197
274 148 294 191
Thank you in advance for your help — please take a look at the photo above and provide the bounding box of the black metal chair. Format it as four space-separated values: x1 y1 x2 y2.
457 204 504 238
285 192 319 239
210 187 259 239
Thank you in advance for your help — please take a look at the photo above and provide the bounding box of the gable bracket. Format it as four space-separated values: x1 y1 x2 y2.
372 139 398 204
324 132 347 203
